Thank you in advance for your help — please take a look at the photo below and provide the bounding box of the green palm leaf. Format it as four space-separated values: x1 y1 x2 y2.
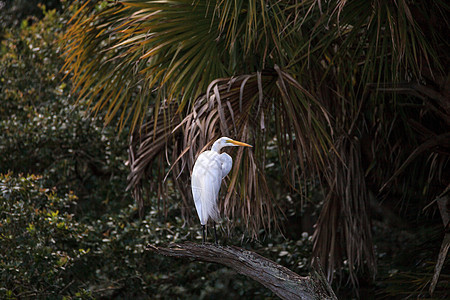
63 0 227 131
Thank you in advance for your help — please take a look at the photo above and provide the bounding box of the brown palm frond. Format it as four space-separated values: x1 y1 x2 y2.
180 72 278 235
127 101 184 216
313 134 376 285
180 69 332 236
129 67 332 236
62 0 449 291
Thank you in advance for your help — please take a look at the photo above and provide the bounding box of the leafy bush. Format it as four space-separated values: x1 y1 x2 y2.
1 173 311 298
2 2 447 299
0 5 130 216
0 3 321 300
0 174 93 298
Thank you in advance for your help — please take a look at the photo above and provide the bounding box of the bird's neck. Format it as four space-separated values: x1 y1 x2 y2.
211 143 222 153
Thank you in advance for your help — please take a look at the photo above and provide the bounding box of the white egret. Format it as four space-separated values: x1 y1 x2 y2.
191 137 252 244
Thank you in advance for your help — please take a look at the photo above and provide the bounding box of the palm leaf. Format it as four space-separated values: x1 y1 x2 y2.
313 135 376 284
63 0 449 290
63 0 227 132
129 67 332 236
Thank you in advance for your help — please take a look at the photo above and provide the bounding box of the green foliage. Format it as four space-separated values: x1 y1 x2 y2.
1 1 448 299
0 9 310 299
0 173 315 298
0 4 64 115
0 4 130 215
0 0 63 31
0 174 92 298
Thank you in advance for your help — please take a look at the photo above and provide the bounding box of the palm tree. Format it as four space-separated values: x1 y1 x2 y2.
63 0 449 289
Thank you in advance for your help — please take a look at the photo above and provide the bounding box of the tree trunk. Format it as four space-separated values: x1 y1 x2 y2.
147 242 337 300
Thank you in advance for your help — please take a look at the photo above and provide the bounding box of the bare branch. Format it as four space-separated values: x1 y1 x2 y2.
147 242 337 300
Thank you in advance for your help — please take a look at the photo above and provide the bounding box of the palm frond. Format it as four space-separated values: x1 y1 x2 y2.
313 135 376 285
62 0 449 291
130 68 332 236
63 0 227 131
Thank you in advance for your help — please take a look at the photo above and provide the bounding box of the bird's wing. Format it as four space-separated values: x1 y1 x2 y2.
191 151 222 225
219 152 233 178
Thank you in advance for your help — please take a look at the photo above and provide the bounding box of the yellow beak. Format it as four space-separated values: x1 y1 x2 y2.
227 139 253 147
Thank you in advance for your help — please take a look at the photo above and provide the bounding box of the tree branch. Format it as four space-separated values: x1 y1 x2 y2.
146 242 337 300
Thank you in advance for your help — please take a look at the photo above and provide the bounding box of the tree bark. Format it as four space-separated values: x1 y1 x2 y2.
146 242 337 300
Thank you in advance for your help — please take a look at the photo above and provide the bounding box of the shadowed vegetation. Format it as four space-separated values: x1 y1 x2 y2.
62 0 449 289
1 0 448 297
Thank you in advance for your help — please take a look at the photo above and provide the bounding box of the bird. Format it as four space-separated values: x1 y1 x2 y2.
191 137 252 244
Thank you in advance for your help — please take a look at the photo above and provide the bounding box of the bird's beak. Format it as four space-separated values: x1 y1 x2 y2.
228 139 253 147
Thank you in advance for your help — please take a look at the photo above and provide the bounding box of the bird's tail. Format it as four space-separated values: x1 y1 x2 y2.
200 176 220 224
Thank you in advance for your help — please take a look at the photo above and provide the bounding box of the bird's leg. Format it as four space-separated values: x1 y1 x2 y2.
202 225 206 244
213 222 218 245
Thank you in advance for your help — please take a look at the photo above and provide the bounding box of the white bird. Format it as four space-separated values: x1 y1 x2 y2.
191 137 252 244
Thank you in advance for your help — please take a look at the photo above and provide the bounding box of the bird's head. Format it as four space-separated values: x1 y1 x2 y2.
211 137 252 152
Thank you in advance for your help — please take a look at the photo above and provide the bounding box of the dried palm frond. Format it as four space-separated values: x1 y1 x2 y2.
127 101 184 216
313 134 376 286
129 67 332 236
63 0 449 291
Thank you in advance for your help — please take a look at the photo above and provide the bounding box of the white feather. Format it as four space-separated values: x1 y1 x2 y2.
191 137 251 228
219 152 233 178
191 151 222 225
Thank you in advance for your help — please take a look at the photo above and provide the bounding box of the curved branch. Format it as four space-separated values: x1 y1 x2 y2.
147 242 337 300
